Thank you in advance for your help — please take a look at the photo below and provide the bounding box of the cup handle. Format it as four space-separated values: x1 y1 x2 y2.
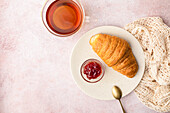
85 16 90 23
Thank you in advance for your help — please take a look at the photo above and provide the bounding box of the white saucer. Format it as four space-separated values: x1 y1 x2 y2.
71 26 145 100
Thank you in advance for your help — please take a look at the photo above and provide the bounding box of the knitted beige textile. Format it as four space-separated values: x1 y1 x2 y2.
124 17 170 112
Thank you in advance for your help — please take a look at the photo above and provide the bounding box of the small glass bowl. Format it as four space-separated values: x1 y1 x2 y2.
80 59 105 83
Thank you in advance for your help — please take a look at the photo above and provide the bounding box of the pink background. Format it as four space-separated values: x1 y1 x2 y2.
0 0 169 113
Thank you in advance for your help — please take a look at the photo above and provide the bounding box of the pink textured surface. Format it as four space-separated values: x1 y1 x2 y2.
0 0 169 113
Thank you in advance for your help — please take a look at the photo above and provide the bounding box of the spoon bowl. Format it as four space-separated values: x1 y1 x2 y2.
112 86 122 99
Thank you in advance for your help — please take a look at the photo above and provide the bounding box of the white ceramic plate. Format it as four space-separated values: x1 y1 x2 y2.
71 26 145 100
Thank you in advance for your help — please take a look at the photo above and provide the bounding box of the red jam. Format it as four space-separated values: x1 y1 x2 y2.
83 62 102 80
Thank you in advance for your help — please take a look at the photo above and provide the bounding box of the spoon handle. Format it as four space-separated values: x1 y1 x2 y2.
119 100 126 113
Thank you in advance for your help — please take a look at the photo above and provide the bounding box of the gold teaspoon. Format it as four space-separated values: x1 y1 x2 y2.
112 86 126 113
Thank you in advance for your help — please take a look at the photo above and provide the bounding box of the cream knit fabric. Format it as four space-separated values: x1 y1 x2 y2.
124 17 170 112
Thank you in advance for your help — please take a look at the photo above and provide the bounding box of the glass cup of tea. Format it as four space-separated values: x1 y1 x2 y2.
42 0 88 37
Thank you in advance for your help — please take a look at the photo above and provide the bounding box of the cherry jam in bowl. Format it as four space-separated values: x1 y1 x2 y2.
80 59 105 83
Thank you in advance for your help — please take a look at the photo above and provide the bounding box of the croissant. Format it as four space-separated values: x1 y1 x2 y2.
89 34 138 78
